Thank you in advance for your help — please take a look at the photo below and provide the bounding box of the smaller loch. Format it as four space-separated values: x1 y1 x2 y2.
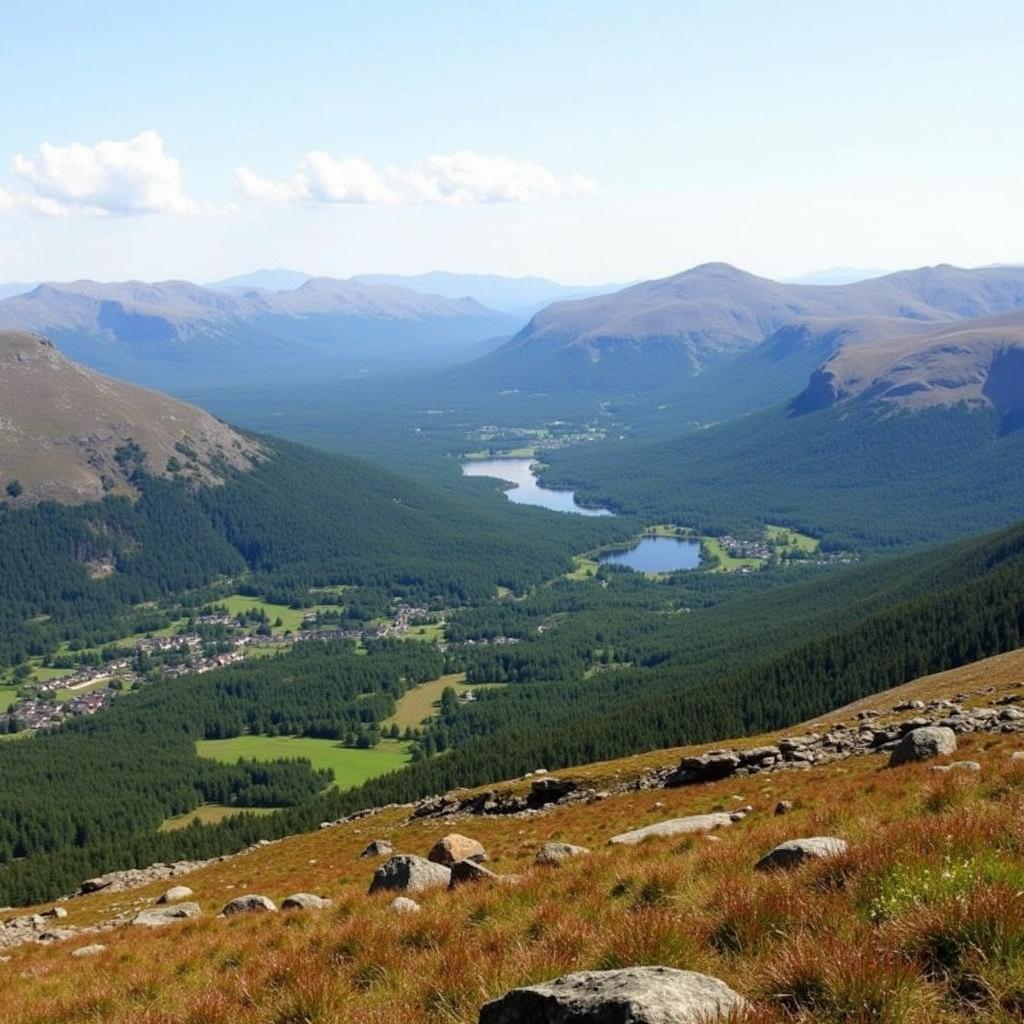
461 458 612 516
598 535 703 573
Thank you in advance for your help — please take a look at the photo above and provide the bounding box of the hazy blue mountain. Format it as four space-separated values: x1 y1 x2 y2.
0 278 518 390
0 282 36 301
209 268 312 291
784 267 889 286
349 271 622 316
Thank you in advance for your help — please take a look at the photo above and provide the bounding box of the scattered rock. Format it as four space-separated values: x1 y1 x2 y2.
530 777 579 803
156 885 193 904
133 902 202 927
281 893 332 911
677 750 742 783
427 834 487 866
369 854 452 895
609 813 736 846
42 907 68 919
221 895 277 916
535 842 591 865
389 896 421 914
449 859 504 888
929 760 981 773
889 726 957 766
478 966 748 1023
755 837 848 871
36 929 76 943
774 800 793 815
80 878 113 895
359 839 394 859
70 944 106 958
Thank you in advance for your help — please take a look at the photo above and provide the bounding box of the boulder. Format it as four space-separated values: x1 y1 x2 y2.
427 834 487 866
156 885 194 904
42 906 68 919
478 966 747 1024
609 813 735 846
449 859 503 888
70 944 106 958
369 854 451 895
359 839 394 859
132 902 202 927
36 928 76 943
755 837 848 872
79 877 113 894
677 750 741 782
929 760 981 773
535 842 590 865
281 893 333 911
774 801 793 815
389 896 422 914
889 726 957 766
221 894 277 916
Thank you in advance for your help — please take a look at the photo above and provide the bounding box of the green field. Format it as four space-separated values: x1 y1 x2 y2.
0 686 21 711
765 524 820 553
196 735 411 789
159 803 279 832
397 622 446 643
55 677 114 704
701 537 763 573
566 555 600 581
383 672 502 730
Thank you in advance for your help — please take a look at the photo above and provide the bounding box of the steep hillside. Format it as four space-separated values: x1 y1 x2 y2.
797 309 1024 422
469 262 1024 396
0 278 517 387
0 330 261 503
2 649 1023 1024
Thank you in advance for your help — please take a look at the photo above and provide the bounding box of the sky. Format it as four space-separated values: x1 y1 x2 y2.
0 0 1021 285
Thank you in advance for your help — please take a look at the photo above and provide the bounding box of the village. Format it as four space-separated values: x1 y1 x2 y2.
0 602 439 735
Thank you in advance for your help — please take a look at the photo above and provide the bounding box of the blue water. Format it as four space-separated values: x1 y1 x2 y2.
598 536 703 572
461 458 612 516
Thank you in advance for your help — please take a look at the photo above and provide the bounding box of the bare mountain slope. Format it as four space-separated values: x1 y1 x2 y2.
797 309 1024 418
0 330 261 503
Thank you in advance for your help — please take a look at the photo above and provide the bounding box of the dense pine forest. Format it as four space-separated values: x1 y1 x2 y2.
1 515 1022 906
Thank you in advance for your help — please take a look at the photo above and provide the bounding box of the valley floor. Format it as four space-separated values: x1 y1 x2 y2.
2 648 1024 1022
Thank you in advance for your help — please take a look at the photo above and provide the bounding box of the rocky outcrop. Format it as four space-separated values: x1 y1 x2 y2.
755 837 848 872
427 834 487 866
221 895 277 916
535 842 591 865
479 966 748 1023
890 726 957 766
609 811 741 846
369 855 451 895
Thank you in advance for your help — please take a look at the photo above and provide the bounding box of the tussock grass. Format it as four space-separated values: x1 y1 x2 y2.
3 652 1024 1022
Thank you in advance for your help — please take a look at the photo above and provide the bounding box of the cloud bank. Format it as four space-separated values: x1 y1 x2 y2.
9 131 225 216
236 149 597 206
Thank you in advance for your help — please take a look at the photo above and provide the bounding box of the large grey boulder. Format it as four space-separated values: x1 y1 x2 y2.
609 813 735 846
479 966 747 1023
677 750 741 782
281 893 332 911
755 837 848 872
889 726 957 766
369 854 451 895
133 901 202 927
449 859 503 888
428 834 487 866
535 842 591 865
221 894 277 915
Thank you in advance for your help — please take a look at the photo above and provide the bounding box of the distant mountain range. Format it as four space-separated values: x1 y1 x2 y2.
0 277 519 389
783 267 890 286
0 282 35 302
468 262 1024 400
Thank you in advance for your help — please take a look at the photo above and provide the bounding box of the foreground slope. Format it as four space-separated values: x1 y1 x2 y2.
2 649 1024 1023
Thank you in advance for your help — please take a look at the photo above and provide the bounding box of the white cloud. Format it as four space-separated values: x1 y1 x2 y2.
0 186 15 214
236 149 596 207
10 130 224 216
236 152 400 205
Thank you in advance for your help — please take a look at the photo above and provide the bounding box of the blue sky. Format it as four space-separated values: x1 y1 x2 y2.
0 1 1021 284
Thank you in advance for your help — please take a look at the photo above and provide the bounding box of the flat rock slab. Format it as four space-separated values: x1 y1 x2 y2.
281 893 333 911
755 837 848 872
70 944 107 958
369 854 451 895
157 885 194 904
479 966 748 1023
221 895 277 915
889 726 957 766
133 902 202 927
929 761 981 773
389 896 422 914
609 813 735 846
